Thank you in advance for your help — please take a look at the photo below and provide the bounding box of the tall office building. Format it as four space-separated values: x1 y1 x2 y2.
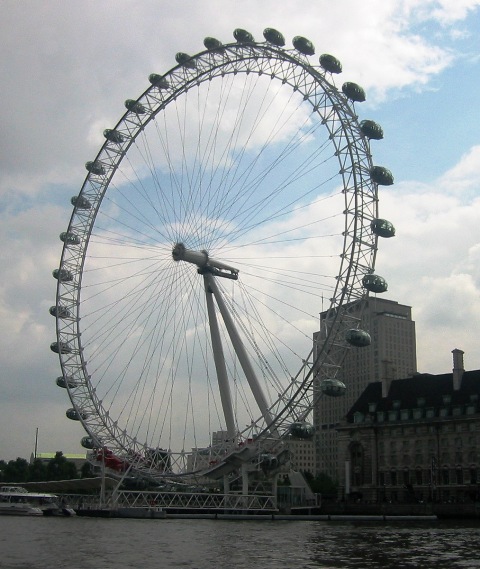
313 297 417 479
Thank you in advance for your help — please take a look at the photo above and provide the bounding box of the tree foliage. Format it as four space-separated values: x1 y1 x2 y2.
304 471 338 499
0 452 80 483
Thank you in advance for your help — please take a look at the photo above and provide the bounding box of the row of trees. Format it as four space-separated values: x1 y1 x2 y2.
1 454 339 498
0 452 92 483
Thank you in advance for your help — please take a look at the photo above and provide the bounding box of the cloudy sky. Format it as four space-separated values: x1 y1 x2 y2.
1 0 480 462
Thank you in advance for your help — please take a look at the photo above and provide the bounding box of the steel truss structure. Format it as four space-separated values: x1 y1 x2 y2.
52 28 391 481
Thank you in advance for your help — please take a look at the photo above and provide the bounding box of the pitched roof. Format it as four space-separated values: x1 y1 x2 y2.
345 369 480 422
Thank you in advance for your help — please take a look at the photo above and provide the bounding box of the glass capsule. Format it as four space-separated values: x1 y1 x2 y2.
320 378 346 397
234 28 254 43
319 53 342 74
342 82 366 102
362 274 388 293
292 36 315 55
263 28 285 46
345 329 371 347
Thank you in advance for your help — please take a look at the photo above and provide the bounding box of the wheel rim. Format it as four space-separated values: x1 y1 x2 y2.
53 33 379 477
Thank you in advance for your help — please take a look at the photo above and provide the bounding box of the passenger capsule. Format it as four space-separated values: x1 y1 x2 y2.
148 74 170 89
292 36 315 55
50 341 72 354
320 378 347 397
52 268 73 282
371 218 395 238
362 273 388 293
345 329 371 348
125 99 146 114
342 82 366 102
175 52 196 69
203 37 223 50
258 453 278 471
288 421 314 439
81 436 95 449
360 120 383 140
56 376 78 389
319 53 342 74
233 28 254 43
49 305 71 318
66 408 87 421
370 166 394 186
263 28 285 46
85 161 105 175
60 232 80 245
103 129 124 144
71 195 91 209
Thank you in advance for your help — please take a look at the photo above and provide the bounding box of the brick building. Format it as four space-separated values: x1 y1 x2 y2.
337 350 480 504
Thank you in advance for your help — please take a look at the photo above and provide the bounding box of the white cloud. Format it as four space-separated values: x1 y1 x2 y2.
438 145 480 195
376 166 480 373
0 0 473 198
1 0 480 461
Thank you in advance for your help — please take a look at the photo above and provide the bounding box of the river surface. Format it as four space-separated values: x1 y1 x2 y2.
1 516 480 569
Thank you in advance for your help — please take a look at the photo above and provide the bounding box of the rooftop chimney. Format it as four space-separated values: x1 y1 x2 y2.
452 348 464 391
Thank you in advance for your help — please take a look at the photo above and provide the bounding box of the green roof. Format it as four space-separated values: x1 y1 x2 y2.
36 453 86 460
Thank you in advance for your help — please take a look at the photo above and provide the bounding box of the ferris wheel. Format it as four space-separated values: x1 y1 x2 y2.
51 28 394 479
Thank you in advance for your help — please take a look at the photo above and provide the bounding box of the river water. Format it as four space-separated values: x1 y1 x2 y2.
1 516 480 569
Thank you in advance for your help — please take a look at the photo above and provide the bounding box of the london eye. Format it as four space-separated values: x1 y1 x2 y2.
51 28 394 481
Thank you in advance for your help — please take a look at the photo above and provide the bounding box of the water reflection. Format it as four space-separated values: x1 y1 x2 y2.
1 517 480 569
307 522 480 568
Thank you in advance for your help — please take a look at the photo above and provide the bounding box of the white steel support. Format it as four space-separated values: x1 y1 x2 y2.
204 272 277 436
204 274 237 443
242 462 249 498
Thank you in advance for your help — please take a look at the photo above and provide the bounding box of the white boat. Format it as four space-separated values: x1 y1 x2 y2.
0 486 75 516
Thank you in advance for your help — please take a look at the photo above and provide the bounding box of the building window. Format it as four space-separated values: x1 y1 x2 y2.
415 469 423 485
400 409 410 421
388 410 398 421
470 468 477 484
456 468 464 485
350 442 364 486
442 468 450 485
354 412 364 424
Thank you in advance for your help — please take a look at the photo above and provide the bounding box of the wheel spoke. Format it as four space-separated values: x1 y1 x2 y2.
52 31 384 481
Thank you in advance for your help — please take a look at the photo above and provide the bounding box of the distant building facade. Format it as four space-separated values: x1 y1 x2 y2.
186 430 230 472
337 350 480 503
31 452 87 473
284 438 316 474
313 298 417 479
